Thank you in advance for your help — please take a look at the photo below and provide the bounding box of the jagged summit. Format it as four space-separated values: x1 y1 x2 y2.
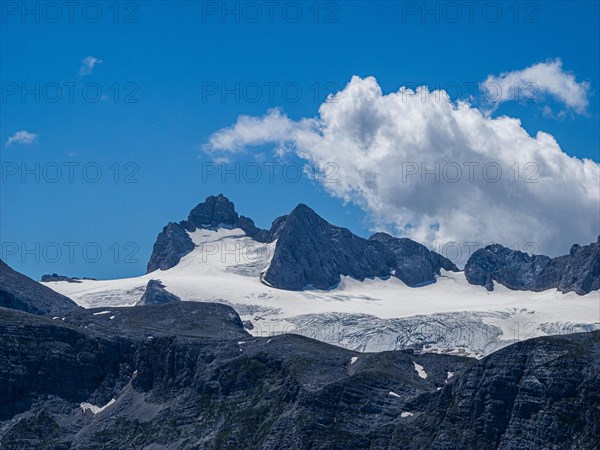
183 194 269 241
146 195 269 273
183 194 238 230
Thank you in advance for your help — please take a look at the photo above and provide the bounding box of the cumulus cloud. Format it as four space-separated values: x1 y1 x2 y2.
79 56 102 76
204 76 600 263
480 59 590 114
5 130 38 147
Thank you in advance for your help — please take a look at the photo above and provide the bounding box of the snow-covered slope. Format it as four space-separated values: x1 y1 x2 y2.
43 228 600 357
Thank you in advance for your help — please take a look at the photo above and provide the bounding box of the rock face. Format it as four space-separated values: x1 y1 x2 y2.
465 236 600 294
263 204 393 290
146 195 269 273
464 245 552 291
183 194 269 242
558 238 600 295
370 232 459 287
136 279 181 305
0 260 79 316
146 222 195 273
184 193 238 229
40 274 82 283
407 331 600 449
263 205 458 290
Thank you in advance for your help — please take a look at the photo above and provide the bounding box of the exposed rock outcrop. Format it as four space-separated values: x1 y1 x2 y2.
183 194 270 242
262 204 394 290
263 204 458 290
136 279 181 305
146 194 597 295
464 244 552 291
370 232 459 287
146 195 269 273
465 236 600 294
146 222 195 273
40 274 82 283
0 260 80 316
558 237 600 295
404 331 600 449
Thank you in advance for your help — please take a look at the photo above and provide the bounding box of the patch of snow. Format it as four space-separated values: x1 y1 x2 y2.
52 317 59 320
413 362 428 379
93 310 111 316
436 387 442 391
350 356 358 365
388 391 401 398
447 371 454 379
80 398 115 415
401 412 413 418
237 341 246 345
109 316 115 320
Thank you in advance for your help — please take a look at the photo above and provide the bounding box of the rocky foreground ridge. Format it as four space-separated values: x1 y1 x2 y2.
1 260 599 449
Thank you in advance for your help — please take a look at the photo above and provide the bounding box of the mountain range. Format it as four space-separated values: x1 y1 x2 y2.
38 195 600 358
148 195 600 294
0 259 599 449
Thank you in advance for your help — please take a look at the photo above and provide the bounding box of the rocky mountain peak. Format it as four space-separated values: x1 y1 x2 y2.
263 205 458 290
184 194 239 231
465 237 600 294
147 195 269 273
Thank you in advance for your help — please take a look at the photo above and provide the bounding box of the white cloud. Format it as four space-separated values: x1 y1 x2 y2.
480 59 590 114
5 130 38 147
204 76 600 263
79 56 102 76
203 108 310 155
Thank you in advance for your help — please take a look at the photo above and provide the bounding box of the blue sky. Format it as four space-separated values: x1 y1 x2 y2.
1 1 599 279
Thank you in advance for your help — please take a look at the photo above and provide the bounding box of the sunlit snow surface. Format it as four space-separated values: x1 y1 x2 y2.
80 399 115 415
44 228 600 357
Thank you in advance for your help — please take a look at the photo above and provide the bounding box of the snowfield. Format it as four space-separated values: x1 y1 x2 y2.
43 228 600 357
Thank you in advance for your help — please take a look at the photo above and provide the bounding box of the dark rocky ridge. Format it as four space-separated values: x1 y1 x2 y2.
558 239 600 294
263 204 394 290
370 232 459 287
146 195 458 291
394 330 600 449
40 274 81 283
146 222 195 273
263 204 458 290
40 273 97 283
136 279 181 306
0 263 599 448
0 260 80 316
465 236 600 294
